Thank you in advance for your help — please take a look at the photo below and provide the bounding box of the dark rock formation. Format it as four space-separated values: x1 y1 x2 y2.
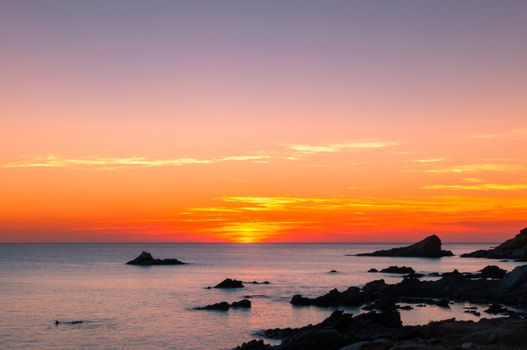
235 310 527 350
356 235 453 258
329 270 338 273
247 281 270 285
55 320 84 325
126 251 186 265
290 265 527 309
214 278 244 288
479 265 507 279
379 266 415 274
367 268 378 273
461 227 527 260
195 299 251 311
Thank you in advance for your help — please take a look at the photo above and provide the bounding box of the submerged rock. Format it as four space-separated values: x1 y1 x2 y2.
462 227 527 260
356 235 453 258
126 251 186 265
214 278 244 288
54 320 84 325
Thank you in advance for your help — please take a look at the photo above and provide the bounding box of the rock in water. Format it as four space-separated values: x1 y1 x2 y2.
356 235 453 258
195 299 251 311
479 265 507 279
380 266 415 274
126 251 186 265
214 278 244 288
461 227 527 260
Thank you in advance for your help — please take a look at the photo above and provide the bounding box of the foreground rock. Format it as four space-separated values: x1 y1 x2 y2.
214 278 244 288
194 299 251 311
356 235 453 258
461 227 527 260
291 264 527 307
126 251 186 265
235 310 527 350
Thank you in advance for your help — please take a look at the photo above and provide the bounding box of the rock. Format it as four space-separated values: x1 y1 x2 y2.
195 301 231 311
397 305 413 310
234 340 272 350
356 235 453 258
329 270 338 273
461 227 527 260
214 278 244 288
247 281 271 284
464 310 481 317
231 299 251 308
195 299 251 311
126 251 186 265
291 287 363 307
55 320 84 325
368 268 378 273
379 266 415 274
479 265 507 279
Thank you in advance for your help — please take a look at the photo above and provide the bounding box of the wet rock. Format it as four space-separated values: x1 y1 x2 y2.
195 299 251 311
479 265 507 279
214 278 244 288
234 340 272 350
379 266 415 274
247 280 271 284
356 235 453 258
368 268 378 273
126 251 186 265
54 320 84 325
464 310 481 317
329 270 338 273
461 227 527 260
231 299 252 308
291 287 363 307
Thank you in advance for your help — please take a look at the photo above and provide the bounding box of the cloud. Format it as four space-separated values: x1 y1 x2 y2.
414 158 447 163
470 127 527 140
423 184 527 191
286 140 402 154
1 154 271 169
424 163 523 174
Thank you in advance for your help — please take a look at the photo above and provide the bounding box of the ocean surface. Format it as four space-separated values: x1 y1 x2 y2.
0 243 523 350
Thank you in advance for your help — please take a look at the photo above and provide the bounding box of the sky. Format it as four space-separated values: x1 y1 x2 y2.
1 0 526 243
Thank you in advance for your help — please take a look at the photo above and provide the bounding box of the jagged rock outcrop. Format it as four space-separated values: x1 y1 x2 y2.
126 251 186 265
461 227 527 260
356 235 453 258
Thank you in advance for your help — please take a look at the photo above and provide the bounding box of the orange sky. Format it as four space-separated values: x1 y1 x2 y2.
1 1 526 243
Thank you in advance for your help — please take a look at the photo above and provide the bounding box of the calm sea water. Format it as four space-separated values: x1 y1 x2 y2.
0 243 523 350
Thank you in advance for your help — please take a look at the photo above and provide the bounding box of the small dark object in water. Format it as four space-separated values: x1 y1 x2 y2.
194 299 251 311
329 270 338 273
368 268 378 273
55 320 84 325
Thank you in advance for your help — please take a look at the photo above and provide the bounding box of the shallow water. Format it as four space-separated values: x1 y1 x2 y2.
0 243 522 350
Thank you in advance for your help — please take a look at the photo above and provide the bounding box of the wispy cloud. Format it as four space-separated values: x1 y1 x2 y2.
414 158 447 163
286 140 402 154
470 127 527 140
423 184 527 191
424 163 523 174
1 154 271 169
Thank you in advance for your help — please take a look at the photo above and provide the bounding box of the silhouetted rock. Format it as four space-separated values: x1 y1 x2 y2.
461 227 527 260
356 235 453 258
247 280 270 284
214 278 244 288
367 268 378 273
236 310 527 350
291 287 363 307
55 320 84 325
329 270 338 273
195 299 251 311
380 266 415 274
231 299 252 308
126 251 186 265
479 265 507 279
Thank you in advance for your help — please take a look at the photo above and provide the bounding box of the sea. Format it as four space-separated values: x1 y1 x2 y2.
0 243 523 350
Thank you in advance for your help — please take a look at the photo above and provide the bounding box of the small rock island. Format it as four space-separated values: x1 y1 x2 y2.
356 235 453 258
126 251 186 265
